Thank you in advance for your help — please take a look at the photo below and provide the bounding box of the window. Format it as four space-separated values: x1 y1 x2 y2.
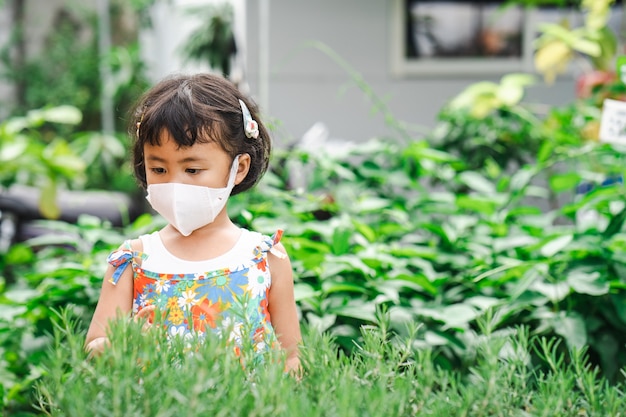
391 0 626 77
390 0 533 76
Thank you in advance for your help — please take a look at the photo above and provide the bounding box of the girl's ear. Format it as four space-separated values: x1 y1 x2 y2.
235 153 251 185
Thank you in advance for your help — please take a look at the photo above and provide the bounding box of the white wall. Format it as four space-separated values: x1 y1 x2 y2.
244 0 577 147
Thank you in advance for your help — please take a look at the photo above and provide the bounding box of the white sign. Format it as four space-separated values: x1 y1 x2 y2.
599 98 626 145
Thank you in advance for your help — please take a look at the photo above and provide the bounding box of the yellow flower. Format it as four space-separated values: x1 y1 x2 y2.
166 297 178 309
168 307 185 325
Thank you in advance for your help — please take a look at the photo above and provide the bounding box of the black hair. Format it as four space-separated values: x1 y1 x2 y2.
130 73 271 195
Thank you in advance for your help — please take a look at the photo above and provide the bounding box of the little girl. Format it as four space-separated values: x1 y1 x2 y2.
85 73 301 371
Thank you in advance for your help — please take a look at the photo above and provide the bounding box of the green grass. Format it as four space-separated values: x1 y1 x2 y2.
33 309 626 417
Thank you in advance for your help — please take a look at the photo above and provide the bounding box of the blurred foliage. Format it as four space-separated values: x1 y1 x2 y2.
0 106 86 218
0 106 139 219
428 73 544 173
181 2 237 77
0 1 150 134
0 2 148 197
534 0 617 83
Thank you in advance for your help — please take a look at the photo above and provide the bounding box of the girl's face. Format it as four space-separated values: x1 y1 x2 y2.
144 130 237 189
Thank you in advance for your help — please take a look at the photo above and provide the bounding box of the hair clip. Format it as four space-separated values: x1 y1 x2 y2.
136 113 144 137
239 99 259 139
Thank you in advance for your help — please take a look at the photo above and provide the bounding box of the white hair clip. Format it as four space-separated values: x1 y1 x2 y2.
239 99 259 139
136 113 144 137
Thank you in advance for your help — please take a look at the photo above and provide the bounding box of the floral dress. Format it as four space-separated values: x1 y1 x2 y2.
106 230 284 357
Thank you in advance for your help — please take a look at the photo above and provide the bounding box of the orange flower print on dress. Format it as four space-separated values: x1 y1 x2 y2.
134 275 154 301
256 257 268 272
260 296 271 322
191 299 221 332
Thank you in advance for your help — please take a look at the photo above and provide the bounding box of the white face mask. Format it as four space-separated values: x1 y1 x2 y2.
145 155 240 236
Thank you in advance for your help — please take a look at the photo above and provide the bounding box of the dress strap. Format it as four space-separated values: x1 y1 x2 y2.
262 229 287 259
107 240 147 285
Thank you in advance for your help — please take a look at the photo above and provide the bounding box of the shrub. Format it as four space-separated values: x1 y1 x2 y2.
35 309 626 416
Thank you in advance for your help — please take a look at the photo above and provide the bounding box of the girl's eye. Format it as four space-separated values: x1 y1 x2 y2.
186 168 200 174
151 167 166 174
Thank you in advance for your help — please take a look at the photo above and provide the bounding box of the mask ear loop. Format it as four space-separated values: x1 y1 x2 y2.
239 99 259 139
225 155 241 190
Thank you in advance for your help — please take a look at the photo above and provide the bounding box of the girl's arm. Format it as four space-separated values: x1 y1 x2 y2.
84 243 136 354
267 242 302 372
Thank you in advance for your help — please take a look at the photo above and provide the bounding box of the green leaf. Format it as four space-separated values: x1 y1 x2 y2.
496 74 535 106
423 330 465 348
39 179 61 219
611 294 626 325
130 213 158 230
418 304 478 329
321 282 368 294
553 312 587 350
293 283 318 301
458 171 496 194
353 221 376 242
465 296 501 311
333 301 377 322
509 264 545 299
320 255 375 279
493 236 538 252
530 280 570 302
549 172 581 193
331 227 352 255
510 167 536 191
5 243 35 265
0 306 27 321
0 140 27 162
391 273 438 295
456 195 498 215
450 81 498 110
567 269 609 296
569 37 601 57
29 105 82 125
404 144 458 163
2 116 29 134
355 197 389 213
603 206 626 238
500 73 535 88
305 312 336 332
540 234 573 257
440 304 478 329
42 140 86 177
5 288 39 303
537 141 555 163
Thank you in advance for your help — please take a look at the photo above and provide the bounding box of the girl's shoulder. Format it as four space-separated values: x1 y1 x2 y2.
127 237 144 253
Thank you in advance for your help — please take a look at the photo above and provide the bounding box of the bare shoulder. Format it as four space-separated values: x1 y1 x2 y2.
112 238 143 252
267 241 293 283
128 238 143 252
268 241 291 262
